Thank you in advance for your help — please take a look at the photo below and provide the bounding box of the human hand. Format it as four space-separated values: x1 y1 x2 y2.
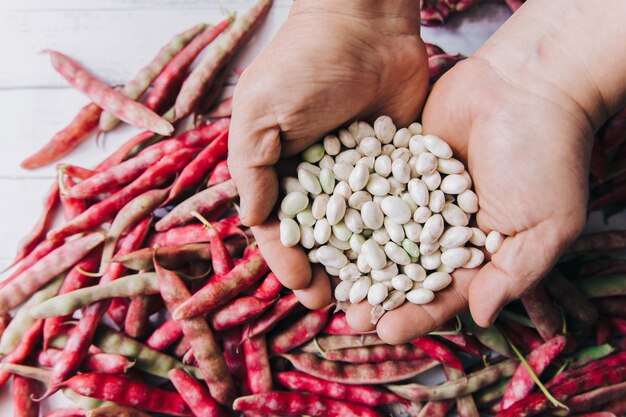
228 0 429 303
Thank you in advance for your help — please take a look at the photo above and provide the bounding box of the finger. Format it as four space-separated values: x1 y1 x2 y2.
468 220 570 327
375 268 474 345
294 265 332 310
252 219 311 290
228 89 281 226
345 302 376 333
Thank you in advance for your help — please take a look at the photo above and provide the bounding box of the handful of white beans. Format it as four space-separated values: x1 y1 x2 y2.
278 116 504 323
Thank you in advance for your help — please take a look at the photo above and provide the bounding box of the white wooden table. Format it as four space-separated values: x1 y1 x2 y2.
0 0 531 413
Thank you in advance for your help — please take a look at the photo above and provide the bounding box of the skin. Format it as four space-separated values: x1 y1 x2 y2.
229 0 626 344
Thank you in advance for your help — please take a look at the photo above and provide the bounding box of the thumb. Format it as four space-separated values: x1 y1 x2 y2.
468 220 568 327
227 102 281 227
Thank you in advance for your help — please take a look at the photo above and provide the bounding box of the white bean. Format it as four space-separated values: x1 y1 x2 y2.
298 169 322 195
357 253 371 273
409 135 427 156
381 144 396 156
334 280 353 302
281 191 309 216
421 250 442 270
420 214 444 244
420 242 440 256
350 276 371 303
407 288 435 304
384 217 405 243
440 174 469 194
339 263 361 281
415 152 437 176
308 248 319 263
326 194 346 226
403 221 422 242
437 264 455 273
361 201 384 230
374 115 397 144
281 177 306 194
359 136 382 157
311 194 330 220
361 239 387 270
465 247 485 269
345 249 359 261
338 128 357 148
332 222 352 242
349 121 375 143
302 143 325 163
299 225 315 249
413 207 432 224
441 247 471 268
348 191 372 210
422 171 442 191
374 155 392 177
470 227 487 246
371 263 398 281
368 283 389 305
423 272 452 291
384 242 411 265
388 178 404 196
439 226 473 248
344 208 364 234
391 274 413 291
393 128 412 148
383 290 406 311
390 147 411 163
280 218 301 247
296 208 316 227
408 156 419 178
457 190 478 214
408 122 423 135
334 181 352 200
373 228 391 245
437 158 464 174
366 174 391 196
317 245 348 269
348 164 369 191
380 196 412 224
349 233 365 254
401 193 417 213
423 134 453 158
391 159 411 183
332 162 353 182
408 178 429 207
319 154 335 170
277 208 291 220
313 218 331 244
441 203 469 226
403 264 427 281
373 196 384 205
297 161 321 176
319 168 336 195
402 239 420 258
428 190 445 213
485 231 505 254
356 156 375 171
323 134 341 156
336 149 362 165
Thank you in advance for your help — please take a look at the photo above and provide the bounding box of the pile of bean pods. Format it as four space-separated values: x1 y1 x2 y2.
2 1 626 417
279 116 504 320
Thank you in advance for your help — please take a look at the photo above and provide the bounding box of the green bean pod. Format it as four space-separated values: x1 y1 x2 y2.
574 274 626 298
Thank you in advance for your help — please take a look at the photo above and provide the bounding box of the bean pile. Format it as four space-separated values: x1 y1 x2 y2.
279 117 503 319
2 1 626 417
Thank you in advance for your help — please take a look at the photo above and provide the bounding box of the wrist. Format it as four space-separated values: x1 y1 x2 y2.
475 0 626 131
291 0 420 35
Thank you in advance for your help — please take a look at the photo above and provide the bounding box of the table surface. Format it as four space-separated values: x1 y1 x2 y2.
1 0 622 414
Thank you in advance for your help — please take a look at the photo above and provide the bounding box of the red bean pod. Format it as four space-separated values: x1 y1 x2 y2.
57 373 192 416
416 400 455 417
269 305 332 353
148 213 242 247
43 408 85 417
59 172 88 220
155 253 236 405
411 336 464 370
521 284 562 341
566 381 626 414
233 391 386 417
13 375 40 417
0 320 44 388
48 50 173 136
173 246 269 320
300 334 386 353
323 313 370 335
276 371 404 406
210 296 276 331
246 293 300 338
222 327 250 395
283 352 438 385
243 335 273 394
124 294 161 339
48 148 196 242
500 335 567 410
207 158 231 186
567 230 626 255
322 344 427 364
38 349 133 375
168 368 227 417
21 103 102 169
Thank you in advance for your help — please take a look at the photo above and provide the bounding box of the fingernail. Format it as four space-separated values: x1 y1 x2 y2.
239 197 247 220
488 307 503 326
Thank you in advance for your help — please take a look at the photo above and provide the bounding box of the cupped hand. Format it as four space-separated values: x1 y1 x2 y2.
346 54 594 344
228 1 429 302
